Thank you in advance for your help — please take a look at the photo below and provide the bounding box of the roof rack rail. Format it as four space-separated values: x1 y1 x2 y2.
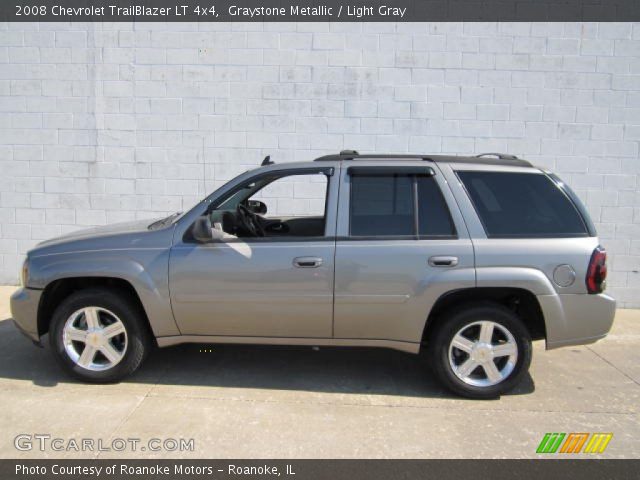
313 151 532 167
314 152 429 162
475 153 519 160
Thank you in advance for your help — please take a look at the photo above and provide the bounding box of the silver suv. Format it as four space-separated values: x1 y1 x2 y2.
10 151 615 398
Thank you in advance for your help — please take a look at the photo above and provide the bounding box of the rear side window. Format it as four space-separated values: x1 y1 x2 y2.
350 175 414 236
457 171 589 238
349 174 456 238
417 176 456 237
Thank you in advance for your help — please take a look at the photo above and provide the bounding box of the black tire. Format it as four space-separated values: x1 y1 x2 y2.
426 302 532 399
49 288 152 383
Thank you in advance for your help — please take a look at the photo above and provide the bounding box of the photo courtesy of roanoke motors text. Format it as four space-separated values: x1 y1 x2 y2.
0 0 639 478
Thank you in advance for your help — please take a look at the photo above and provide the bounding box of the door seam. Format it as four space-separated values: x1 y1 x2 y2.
331 162 342 338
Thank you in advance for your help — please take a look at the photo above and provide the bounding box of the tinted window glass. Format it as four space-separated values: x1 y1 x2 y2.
350 175 414 236
458 171 588 238
547 173 596 236
417 176 456 237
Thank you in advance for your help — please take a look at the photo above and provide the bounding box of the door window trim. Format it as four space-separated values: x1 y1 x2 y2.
347 165 435 177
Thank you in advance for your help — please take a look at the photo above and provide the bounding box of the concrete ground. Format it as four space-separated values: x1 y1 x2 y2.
0 285 638 459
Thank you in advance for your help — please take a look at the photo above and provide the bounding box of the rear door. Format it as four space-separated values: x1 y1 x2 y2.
332 162 475 345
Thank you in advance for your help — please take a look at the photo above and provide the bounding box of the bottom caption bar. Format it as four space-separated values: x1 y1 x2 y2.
3 459 638 480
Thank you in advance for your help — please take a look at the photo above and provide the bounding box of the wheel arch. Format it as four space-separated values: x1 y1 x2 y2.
37 276 155 345
421 287 546 350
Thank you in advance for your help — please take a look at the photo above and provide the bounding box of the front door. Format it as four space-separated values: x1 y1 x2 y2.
169 165 338 338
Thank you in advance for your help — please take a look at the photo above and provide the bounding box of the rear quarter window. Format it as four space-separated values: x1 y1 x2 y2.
457 171 590 238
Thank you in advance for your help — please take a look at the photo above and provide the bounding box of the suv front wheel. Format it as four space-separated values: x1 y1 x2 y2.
427 303 532 399
49 288 152 383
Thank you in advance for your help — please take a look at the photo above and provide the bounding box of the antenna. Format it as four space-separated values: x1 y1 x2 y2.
261 155 274 166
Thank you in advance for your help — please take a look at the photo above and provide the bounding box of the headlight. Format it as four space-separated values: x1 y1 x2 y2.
21 258 29 287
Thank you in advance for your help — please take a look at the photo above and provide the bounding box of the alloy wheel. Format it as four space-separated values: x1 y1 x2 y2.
448 320 518 387
62 307 128 371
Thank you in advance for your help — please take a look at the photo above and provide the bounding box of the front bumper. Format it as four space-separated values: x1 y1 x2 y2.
540 293 616 350
10 287 42 345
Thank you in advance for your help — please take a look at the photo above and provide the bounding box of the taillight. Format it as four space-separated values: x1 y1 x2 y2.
586 246 607 294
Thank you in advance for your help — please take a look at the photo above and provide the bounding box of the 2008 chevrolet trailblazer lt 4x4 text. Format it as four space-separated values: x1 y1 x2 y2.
11 151 615 398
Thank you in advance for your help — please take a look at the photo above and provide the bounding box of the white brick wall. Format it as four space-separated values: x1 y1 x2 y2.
0 22 639 307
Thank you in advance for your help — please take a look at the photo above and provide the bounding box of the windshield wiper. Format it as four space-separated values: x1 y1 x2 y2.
148 212 182 230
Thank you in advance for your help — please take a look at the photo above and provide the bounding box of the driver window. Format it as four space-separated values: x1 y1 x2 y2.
252 174 327 218
211 171 329 239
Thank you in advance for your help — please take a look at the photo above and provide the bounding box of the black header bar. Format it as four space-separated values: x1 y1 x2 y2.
2 0 639 22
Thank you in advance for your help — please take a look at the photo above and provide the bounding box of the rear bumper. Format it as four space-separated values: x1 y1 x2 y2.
539 293 616 350
10 287 42 344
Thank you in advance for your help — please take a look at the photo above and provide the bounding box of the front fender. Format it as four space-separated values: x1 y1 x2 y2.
29 249 179 337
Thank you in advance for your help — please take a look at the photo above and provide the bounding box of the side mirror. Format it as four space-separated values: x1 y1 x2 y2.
192 216 214 243
247 200 267 215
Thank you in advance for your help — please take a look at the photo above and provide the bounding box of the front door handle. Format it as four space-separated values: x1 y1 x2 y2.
428 256 459 267
293 257 323 268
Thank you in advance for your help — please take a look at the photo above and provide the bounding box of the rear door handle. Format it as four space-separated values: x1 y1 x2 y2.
293 257 323 268
428 256 459 267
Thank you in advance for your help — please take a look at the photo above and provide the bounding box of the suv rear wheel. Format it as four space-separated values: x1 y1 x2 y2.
49 288 152 383
427 303 532 399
